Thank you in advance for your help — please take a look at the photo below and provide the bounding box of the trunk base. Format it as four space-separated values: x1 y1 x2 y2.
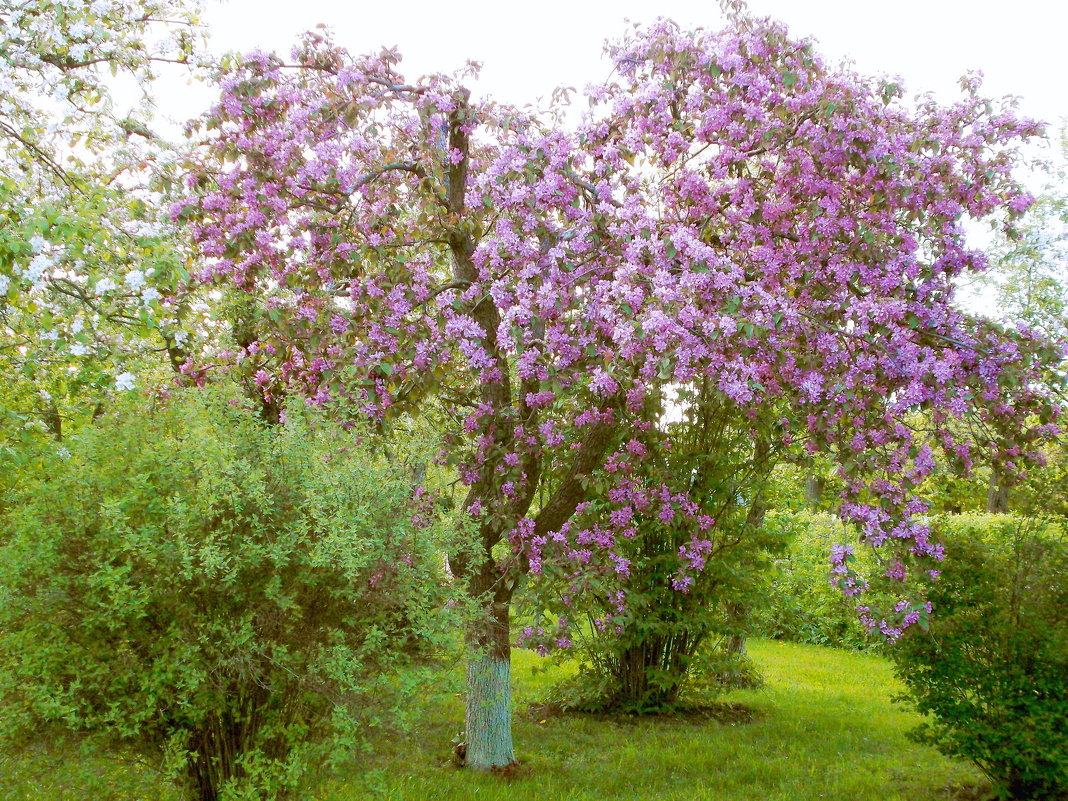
464 653 516 770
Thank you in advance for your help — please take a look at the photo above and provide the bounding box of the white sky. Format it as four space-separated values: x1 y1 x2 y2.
172 0 1067 133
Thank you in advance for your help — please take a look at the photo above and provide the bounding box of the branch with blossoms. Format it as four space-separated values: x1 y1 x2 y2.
175 14 1063 663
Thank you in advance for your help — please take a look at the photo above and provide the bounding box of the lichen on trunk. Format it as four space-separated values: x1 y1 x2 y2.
463 601 516 770
464 653 515 770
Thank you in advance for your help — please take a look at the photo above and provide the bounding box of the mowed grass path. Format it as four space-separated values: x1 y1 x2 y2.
1 640 980 801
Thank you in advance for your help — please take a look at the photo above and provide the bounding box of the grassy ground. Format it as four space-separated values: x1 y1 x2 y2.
0 639 982 801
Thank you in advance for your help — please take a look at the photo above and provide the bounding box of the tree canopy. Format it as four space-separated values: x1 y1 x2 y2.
178 12 1062 639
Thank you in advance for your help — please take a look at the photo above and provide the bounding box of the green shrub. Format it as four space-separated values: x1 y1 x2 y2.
0 390 460 801
890 514 1068 800
753 512 880 650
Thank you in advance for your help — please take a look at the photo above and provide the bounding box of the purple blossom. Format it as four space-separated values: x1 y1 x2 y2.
176 15 1060 658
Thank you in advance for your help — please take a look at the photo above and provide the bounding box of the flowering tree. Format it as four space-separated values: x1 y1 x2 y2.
0 0 209 443
178 8 1062 769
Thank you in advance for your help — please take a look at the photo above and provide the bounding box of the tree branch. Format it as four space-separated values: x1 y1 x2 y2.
533 419 617 540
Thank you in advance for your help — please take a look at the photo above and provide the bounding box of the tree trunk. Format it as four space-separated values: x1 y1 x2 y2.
725 475 770 659
987 468 1009 513
43 399 62 441
464 600 516 770
725 600 748 657
804 474 824 510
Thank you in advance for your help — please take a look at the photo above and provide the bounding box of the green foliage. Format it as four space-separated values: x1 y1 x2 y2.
762 459 842 514
917 461 989 515
890 514 1068 800
1005 441 1068 519
752 512 880 650
918 438 1068 518
0 390 462 800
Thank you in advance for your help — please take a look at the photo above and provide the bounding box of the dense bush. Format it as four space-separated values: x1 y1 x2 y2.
890 514 1068 800
0 391 461 801
521 390 785 715
541 518 774 714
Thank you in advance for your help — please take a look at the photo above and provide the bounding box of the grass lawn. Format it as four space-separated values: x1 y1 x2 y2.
0 639 982 801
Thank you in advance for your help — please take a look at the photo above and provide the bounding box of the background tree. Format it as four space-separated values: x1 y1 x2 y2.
987 136 1068 343
0 0 211 447
983 135 1068 512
